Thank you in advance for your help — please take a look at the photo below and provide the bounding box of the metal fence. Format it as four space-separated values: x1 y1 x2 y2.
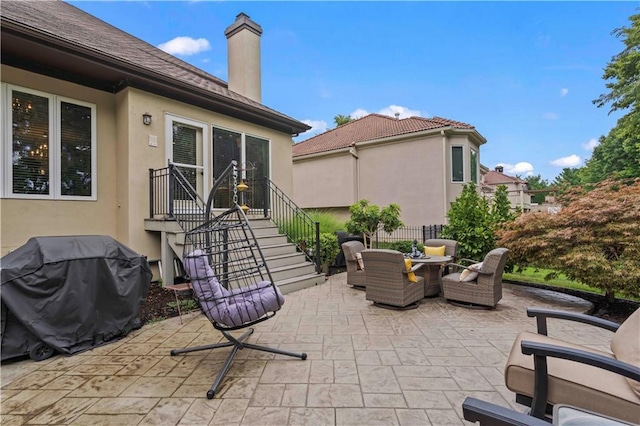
372 224 444 247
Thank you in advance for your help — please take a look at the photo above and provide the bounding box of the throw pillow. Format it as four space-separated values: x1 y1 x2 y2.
355 252 365 270
459 262 483 282
404 258 417 283
610 308 640 397
424 245 446 256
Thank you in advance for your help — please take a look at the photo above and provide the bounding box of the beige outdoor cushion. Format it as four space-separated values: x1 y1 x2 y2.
611 308 640 398
505 331 640 424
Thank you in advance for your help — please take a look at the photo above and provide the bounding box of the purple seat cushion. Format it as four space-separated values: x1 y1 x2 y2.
183 250 284 328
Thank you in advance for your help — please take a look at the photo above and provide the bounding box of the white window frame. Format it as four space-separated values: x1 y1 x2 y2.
451 145 464 183
164 113 209 195
2 84 97 200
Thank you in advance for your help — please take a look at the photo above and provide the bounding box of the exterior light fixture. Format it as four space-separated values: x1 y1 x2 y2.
142 112 152 125
236 181 249 192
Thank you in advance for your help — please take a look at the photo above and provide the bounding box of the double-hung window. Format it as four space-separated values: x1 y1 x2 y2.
3 84 97 200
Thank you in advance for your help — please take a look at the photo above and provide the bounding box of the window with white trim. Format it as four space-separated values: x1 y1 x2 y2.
3 84 96 200
470 148 478 184
451 145 464 182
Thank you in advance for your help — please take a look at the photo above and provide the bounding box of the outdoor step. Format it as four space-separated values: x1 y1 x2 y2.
259 242 298 258
255 234 288 246
269 262 317 282
275 272 327 294
264 252 308 269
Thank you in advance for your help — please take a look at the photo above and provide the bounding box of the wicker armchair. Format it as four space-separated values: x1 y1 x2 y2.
424 238 458 274
341 241 366 289
441 247 509 308
361 249 424 309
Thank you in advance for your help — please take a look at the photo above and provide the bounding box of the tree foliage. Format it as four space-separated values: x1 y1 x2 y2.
491 185 517 224
584 13 640 182
440 183 494 261
345 199 403 249
497 179 640 301
334 114 353 127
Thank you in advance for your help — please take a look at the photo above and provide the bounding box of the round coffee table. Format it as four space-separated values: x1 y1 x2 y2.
407 255 452 297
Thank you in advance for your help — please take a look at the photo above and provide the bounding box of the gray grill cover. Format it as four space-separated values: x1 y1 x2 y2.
1 236 151 361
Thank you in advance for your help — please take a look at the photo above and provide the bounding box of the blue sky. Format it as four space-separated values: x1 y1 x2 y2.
70 1 634 182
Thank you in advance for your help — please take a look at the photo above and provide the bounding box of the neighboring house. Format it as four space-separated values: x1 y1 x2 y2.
480 165 532 211
1 2 316 286
292 113 487 225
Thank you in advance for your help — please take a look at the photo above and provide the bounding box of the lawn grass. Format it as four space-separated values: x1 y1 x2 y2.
505 267 639 301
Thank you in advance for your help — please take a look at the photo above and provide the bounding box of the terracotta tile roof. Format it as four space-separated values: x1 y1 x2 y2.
483 170 527 185
292 113 475 157
1 0 308 133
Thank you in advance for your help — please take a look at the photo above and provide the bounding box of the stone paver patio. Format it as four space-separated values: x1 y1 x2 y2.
1 272 612 425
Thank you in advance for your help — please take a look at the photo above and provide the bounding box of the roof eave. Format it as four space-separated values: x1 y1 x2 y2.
1 19 310 135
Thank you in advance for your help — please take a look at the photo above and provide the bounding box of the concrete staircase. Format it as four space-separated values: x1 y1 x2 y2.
144 217 326 294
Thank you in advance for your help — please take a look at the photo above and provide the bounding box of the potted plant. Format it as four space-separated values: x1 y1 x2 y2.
318 232 340 275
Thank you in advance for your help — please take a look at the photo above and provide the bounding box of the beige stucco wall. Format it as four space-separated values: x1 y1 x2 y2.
292 151 356 209
1 65 118 255
1 68 295 258
292 131 485 228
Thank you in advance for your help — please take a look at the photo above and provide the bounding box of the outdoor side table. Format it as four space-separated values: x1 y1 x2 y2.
164 282 192 324
408 255 452 297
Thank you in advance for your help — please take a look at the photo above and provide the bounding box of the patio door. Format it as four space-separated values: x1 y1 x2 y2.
165 115 208 209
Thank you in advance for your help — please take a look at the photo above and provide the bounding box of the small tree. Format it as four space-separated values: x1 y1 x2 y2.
498 179 640 301
440 183 494 260
345 199 403 248
491 185 517 225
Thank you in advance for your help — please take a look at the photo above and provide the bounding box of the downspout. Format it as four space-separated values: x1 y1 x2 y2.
441 130 448 222
349 145 359 202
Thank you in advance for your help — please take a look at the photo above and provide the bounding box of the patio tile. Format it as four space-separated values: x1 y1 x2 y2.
210 398 249 424
363 393 407 408
358 365 401 393
260 360 311 383
26 397 98 424
403 391 452 409
307 384 363 407
281 384 308 407
70 413 145 425
289 408 335 425
84 397 160 414
178 398 222 426
241 407 290 425
395 408 431 425
426 408 464 425
309 360 334 383
447 366 496 391
333 360 359 384
5 389 69 416
138 397 193 425
2 370 64 390
66 375 140 397
217 377 259 399
336 408 399 425
119 376 184 397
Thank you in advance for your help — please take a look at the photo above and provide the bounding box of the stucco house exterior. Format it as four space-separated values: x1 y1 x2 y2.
1 1 319 287
292 113 487 226
480 165 532 212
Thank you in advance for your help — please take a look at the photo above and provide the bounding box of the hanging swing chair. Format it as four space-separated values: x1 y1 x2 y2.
170 174 307 399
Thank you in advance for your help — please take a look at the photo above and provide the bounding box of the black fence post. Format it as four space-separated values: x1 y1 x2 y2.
149 168 154 219
168 164 175 218
314 222 321 273
263 178 269 218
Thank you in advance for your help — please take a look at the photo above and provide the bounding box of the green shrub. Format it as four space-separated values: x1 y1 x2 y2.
317 232 340 265
307 210 345 234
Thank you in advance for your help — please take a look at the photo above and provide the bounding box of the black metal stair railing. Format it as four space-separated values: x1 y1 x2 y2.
259 178 321 273
148 163 206 232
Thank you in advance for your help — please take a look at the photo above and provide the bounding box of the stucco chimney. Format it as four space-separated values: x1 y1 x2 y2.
495 165 504 173
225 13 263 103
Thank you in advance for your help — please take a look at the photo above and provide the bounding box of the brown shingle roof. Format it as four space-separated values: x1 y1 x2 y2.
483 170 527 185
292 113 476 157
1 0 309 134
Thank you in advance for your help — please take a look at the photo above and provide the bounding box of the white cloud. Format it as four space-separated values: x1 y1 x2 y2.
300 119 328 135
158 36 210 56
498 162 535 177
582 138 599 151
350 105 422 120
542 112 558 120
350 108 369 119
560 88 569 97
551 155 581 167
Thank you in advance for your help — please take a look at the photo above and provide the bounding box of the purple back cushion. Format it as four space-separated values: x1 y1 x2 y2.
184 250 284 327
